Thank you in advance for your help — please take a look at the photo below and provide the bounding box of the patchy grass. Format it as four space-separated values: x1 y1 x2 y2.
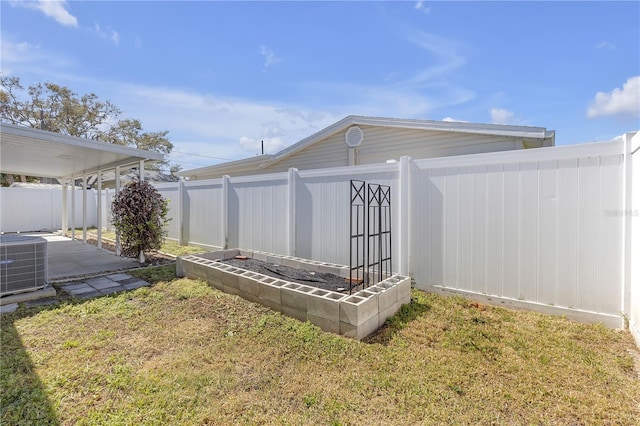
2 281 639 425
86 229 205 257
128 264 176 284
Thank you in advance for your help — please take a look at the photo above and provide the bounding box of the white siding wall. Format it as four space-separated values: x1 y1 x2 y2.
264 132 350 173
254 126 528 175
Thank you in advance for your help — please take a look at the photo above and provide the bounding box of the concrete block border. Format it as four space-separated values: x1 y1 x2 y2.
177 249 411 340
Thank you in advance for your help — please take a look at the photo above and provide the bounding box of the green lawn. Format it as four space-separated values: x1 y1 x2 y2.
2 271 639 425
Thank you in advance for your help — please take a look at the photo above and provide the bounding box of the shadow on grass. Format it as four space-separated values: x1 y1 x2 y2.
363 292 431 345
1 310 60 425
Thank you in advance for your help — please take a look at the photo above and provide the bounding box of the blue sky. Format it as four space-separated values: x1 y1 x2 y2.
2 1 639 172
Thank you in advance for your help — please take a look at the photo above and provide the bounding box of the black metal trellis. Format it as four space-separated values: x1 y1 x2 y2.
349 180 366 294
349 180 392 294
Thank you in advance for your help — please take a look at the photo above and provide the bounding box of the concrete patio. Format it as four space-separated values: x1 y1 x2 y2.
35 232 140 281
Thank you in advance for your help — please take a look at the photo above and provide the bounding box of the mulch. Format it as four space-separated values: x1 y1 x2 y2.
221 258 360 293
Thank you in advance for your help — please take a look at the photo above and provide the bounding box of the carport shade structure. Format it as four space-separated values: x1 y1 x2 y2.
0 123 165 260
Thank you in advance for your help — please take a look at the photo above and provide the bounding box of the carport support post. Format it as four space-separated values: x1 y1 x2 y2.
71 174 76 240
82 175 88 243
97 170 102 249
115 166 121 256
138 159 145 264
61 180 68 237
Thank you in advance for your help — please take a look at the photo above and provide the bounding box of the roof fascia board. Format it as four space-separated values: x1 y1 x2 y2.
0 123 165 161
268 115 554 168
349 116 553 139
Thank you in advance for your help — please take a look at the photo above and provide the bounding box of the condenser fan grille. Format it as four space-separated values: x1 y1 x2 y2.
0 235 48 296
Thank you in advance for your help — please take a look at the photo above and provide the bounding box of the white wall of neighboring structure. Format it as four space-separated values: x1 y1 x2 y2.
187 122 554 180
0 186 99 232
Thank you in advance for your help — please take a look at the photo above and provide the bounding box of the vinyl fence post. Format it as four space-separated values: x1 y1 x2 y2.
222 175 230 249
398 156 412 276
178 179 185 245
288 168 298 257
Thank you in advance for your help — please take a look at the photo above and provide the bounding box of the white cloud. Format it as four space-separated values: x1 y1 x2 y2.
490 108 515 125
595 41 615 50
111 30 120 46
91 23 120 46
301 31 474 119
10 0 77 27
414 1 431 14
134 36 142 49
260 45 282 69
587 76 640 119
105 83 342 166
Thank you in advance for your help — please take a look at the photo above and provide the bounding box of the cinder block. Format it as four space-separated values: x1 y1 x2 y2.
299 261 319 272
357 314 382 340
253 251 268 262
282 305 307 322
377 284 398 311
176 258 186 277
220 283 240 296
397 276 411 302
258 281 282 304
282 258 299 269
239 274 260 299
318 265 341 275
340 317 379 340
266 255 283 265
339 293 378 326
223 249 241 260
222 270 240 290
378 303 400 328
338 267 350 278
281 284 312 311
307 314 340 334
238 250 254 258
307 291 340 320
197 251 225 261
191 262 208 279
260 298 283 313
205 265 222 284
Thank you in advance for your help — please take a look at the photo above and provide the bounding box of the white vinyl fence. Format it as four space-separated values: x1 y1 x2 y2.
2 133 638 343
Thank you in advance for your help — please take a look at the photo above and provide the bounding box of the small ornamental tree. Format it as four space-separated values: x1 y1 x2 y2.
110 178 170 262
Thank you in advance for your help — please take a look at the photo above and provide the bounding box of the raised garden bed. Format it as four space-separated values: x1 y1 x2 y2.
177 249 411 340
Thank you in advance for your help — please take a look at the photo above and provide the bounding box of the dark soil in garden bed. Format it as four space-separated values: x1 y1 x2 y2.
221 258 362 294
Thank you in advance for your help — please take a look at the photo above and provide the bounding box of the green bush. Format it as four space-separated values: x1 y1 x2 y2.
110 178 170 260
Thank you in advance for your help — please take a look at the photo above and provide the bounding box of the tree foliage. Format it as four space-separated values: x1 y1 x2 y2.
0 76 174 171
110 178 170 260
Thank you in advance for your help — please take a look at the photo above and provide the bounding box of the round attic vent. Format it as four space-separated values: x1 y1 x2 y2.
345 126 364 147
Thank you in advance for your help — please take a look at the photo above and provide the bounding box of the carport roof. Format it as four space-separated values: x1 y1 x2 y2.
0 123 165 180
